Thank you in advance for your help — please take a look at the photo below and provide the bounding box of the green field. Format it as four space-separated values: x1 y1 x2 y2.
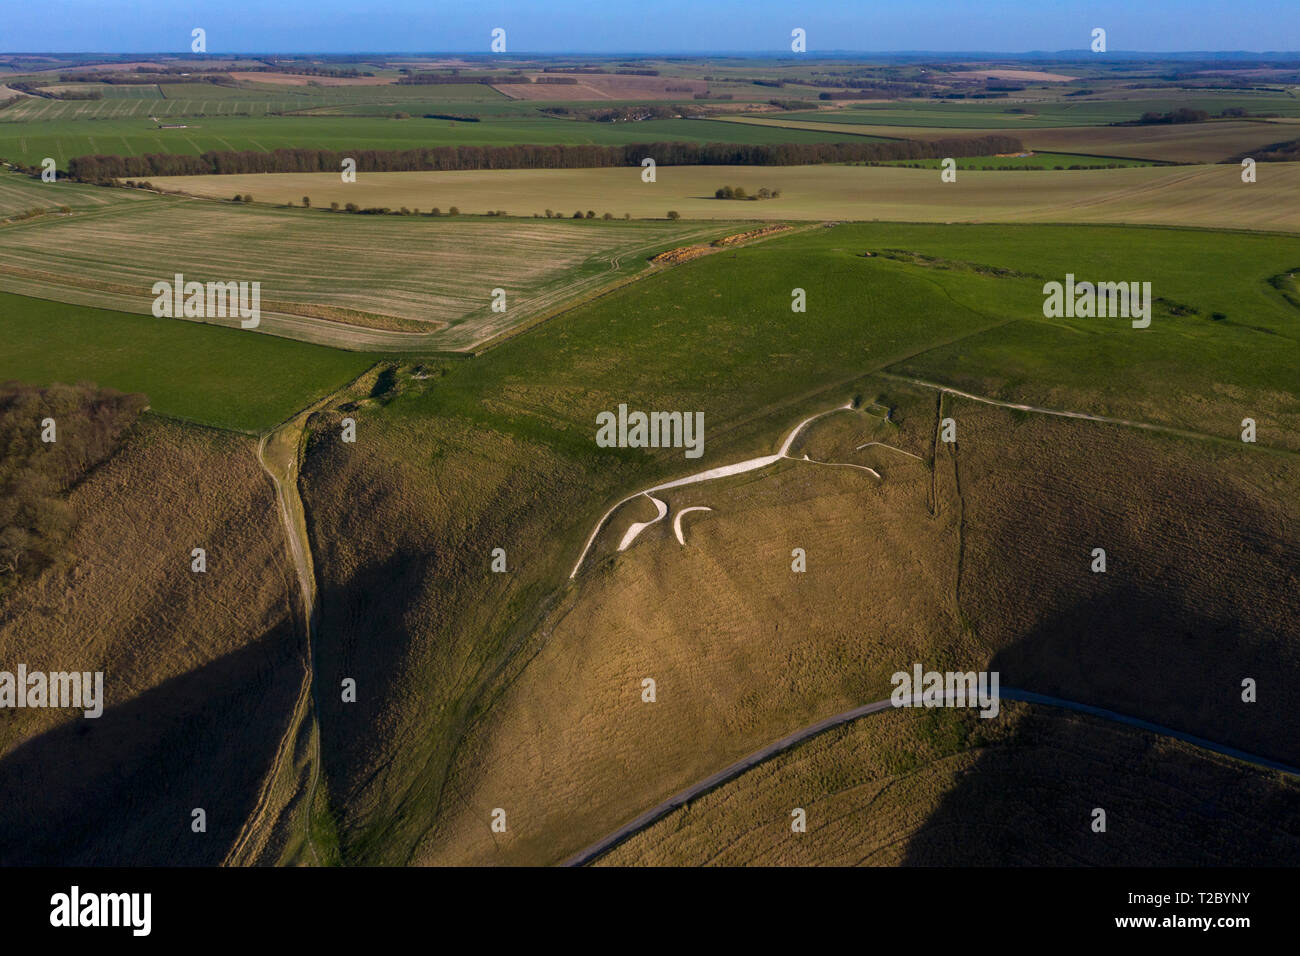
0 292 377 431
714 114 1300 163
0 113 884 167
389 220 1300 447
0 170 160 216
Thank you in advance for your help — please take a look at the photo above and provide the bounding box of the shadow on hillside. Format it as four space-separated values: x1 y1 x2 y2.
312 548 431 824
898 592 1300 866
0 621 301 866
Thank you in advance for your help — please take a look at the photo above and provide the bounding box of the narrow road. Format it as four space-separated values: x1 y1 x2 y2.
563 687 1299 867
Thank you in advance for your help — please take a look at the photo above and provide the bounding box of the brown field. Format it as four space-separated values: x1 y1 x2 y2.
0 194 727 351
598 701 1300 866
147 163 1300 232
494 73 708 101
714 115 1300 163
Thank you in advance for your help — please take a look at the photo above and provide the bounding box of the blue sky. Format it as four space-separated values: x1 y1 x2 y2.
5 1 1298 53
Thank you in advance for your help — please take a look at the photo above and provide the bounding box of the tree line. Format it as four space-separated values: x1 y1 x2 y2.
68 134 1025 181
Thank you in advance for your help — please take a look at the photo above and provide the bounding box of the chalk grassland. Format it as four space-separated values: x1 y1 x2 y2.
0 113 879 167
0 293 376 432
0 411 308 865
146 162 1300 232
295 222 1299 865
598 702 1300 866
0 182 731 351
417 405 961 865
714 115 1300 163
928 401 1300 765
417 399 1299 866
878 229 1300 448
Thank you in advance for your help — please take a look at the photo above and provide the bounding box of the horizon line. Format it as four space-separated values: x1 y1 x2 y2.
6 49 1300 58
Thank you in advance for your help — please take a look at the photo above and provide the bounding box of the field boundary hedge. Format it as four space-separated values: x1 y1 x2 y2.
68 135 1025 180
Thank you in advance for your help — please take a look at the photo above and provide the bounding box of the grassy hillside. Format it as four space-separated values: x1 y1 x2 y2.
0 406 307 864
295 220 1299 865
598 701 1300 866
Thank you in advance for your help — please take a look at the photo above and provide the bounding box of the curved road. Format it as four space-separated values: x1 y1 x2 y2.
562 687 1300 866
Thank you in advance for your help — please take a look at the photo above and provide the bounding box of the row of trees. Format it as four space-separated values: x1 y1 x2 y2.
68 135 1026 181
714 185 781 200
55 71 233 85
8 82 103 99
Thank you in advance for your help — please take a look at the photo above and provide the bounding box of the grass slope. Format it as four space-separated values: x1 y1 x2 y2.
294 220 1299 864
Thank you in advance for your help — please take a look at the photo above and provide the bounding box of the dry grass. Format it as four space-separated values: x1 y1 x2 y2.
947 400 1300 765
0 415 306 864
598 701 1300 866
417 404 965 865
146 163 1300 232
406 387 1299 866
0 198 725 350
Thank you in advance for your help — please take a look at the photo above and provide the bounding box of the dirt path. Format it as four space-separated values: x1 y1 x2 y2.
887 374 1262 448
224 423 323 866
